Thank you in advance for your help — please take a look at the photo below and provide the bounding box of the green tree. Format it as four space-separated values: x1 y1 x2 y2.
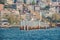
32 0 35 5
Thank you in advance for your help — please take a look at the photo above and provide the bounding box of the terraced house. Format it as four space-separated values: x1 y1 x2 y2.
0 0 60 28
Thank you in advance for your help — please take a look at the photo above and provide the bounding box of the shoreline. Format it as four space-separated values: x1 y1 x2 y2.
0 25 56 30
0 25 21 28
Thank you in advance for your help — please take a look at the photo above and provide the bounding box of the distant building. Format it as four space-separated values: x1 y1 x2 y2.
34 5 40 12
51 0 60 13
26 0 32 4
5 0 14 4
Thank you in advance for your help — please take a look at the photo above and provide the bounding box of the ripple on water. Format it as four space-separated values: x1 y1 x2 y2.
0 27 60 40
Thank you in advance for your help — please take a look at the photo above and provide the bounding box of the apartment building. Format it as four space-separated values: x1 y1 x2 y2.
5 0 17 4
5 0 14 4
51 0 60 13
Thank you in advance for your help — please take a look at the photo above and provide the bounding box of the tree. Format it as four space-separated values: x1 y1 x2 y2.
32 0 35 5
44 6 50 10
46 17 52 27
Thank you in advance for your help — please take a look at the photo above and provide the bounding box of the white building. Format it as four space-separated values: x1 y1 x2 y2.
51 0 60 13
5 0 14 4
17 0 24 3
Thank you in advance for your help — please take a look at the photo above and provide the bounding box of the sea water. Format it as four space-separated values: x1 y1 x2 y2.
0 27 60 40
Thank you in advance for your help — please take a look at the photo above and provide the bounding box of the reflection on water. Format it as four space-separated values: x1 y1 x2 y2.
0 27 60 40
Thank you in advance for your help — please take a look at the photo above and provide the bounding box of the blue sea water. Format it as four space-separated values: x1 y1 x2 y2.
0 27 60 40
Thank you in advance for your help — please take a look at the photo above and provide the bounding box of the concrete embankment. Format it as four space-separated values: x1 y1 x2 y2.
20 25 50 30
